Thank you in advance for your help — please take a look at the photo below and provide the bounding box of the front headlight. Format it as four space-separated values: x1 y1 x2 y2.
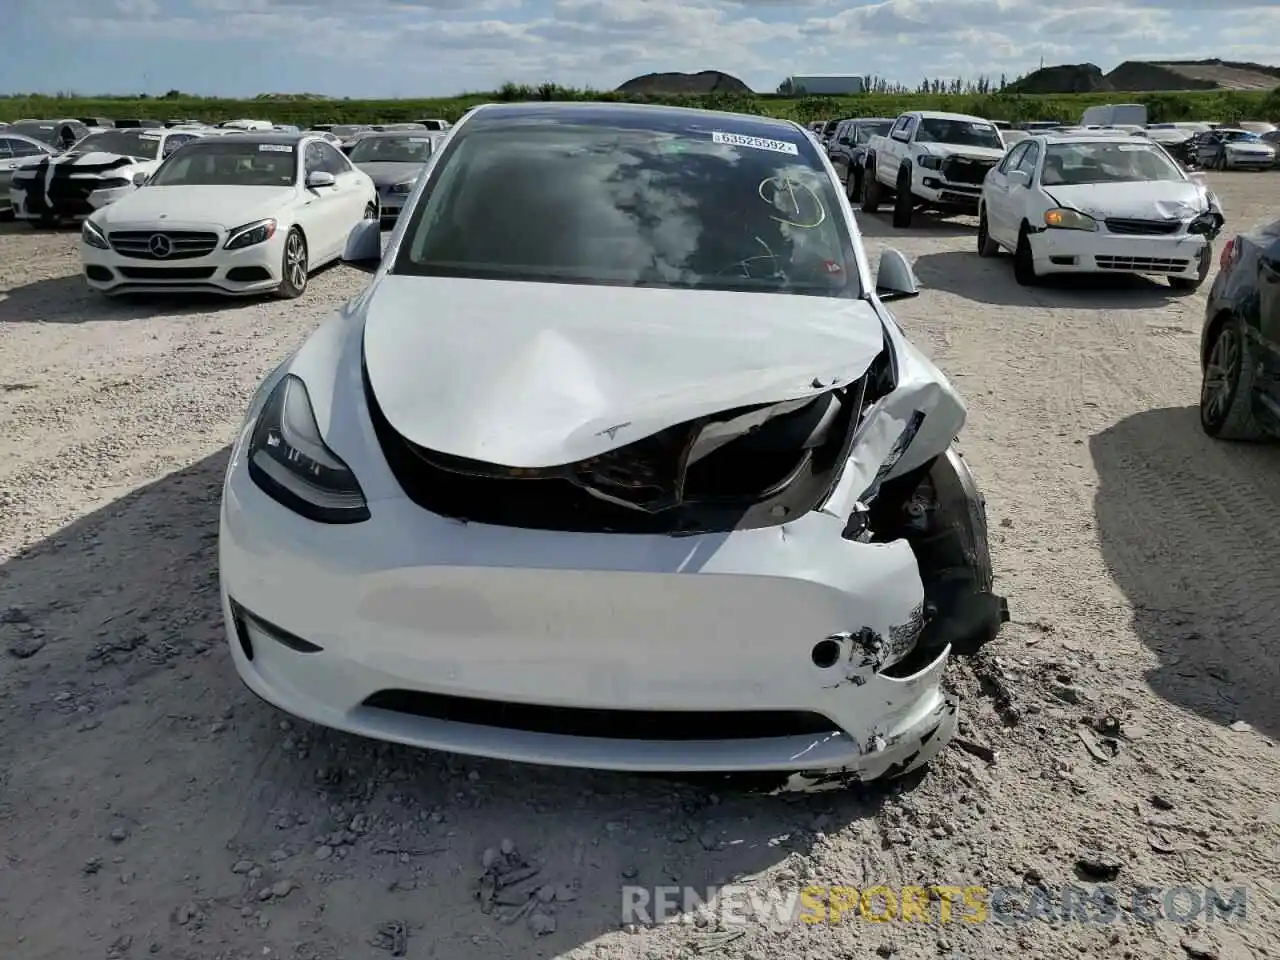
916 155 942 170
245 375 370 523
82 219 109 249
225 218 277 250
1044 208 1098 231
391 180 413 195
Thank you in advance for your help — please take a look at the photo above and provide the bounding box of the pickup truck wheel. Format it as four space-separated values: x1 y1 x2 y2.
861 168 881 213
892 172 914 228
1013 223 1039 286
846 168 863 203
976 208 999 257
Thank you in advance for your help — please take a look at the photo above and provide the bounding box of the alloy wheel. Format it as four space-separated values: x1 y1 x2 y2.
286 232 307 290
1201 325 1239 426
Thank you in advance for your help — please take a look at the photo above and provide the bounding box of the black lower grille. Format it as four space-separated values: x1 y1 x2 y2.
362 690 838 740
940 156 997 186
1104 217 1181 236
227 266 272 282
117 266 216 280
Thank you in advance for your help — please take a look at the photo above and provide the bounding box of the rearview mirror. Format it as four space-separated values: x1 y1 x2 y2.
342 219 382 272
306 170 336 189
875 248 919 301
1007 169 1030 188
132 171 149 186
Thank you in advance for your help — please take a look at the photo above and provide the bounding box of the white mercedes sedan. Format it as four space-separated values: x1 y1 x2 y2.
219 101 1008 792
977 133 1224 290
79 133 377 298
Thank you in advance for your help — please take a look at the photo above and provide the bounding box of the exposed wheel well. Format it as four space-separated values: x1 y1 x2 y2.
1201 310 1234 370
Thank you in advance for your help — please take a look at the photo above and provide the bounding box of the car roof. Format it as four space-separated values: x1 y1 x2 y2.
462 101 806 139
202 131 310 145
351 129 443 139
1035 132 1154 146
909 110 995 123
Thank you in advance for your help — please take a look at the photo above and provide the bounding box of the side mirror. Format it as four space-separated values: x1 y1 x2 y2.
1187 171 1208 183
132 171 149 186
342 218 382 272
875 248 919 302
1007 169 1030 188
306 170 336 189
838 136 852 146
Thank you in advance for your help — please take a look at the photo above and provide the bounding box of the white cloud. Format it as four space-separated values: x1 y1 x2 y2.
37 0 1280 95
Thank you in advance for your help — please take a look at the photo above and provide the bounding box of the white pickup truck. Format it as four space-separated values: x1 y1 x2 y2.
861 111 1007 228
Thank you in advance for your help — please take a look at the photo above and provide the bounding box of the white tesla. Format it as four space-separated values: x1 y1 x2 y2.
79 133 377 298
219 102 1008 792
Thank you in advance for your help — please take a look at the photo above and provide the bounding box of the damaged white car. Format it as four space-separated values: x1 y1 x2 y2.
978 133 1225 290
219 102 1008 792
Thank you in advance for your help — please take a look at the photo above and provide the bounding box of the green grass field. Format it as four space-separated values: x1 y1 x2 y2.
2 84 1277 127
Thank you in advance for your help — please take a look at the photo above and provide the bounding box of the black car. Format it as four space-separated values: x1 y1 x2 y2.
1199 218 1280 440
827 117 894 201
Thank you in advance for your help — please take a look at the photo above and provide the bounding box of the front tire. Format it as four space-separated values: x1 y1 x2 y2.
275 227 308 300
1169 249 1211 291
892 172 914 228
846 167 863 203
1013 223 1039 286
976 207 999 257
861 166 881 213
1200 316 1264 440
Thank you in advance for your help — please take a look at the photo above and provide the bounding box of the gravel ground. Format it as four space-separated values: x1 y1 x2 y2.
2 173 1278 960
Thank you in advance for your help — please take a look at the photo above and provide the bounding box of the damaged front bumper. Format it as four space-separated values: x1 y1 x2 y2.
220 465 966 788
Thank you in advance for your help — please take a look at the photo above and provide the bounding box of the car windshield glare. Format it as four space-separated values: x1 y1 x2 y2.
394 122 860 297
348 136 434 164
148 142 297 187
75 131 163 160
915 118 1003 149
1040 142 1183 186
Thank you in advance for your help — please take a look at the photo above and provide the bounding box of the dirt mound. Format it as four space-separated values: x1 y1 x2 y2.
1106 59 1280 92
615 71 752 95
1008 63 1113 94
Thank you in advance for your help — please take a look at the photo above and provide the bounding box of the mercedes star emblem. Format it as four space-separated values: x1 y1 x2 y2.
148 234 172 258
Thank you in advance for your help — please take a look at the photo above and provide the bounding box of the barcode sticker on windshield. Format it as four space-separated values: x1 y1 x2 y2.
408 137 431 142
139 133 162 139
1116 144 1146 151
259 144 293 152
711 131 799 155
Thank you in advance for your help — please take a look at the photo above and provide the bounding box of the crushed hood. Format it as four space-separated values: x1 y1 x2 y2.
362 276 887 468
1044 180 1209 220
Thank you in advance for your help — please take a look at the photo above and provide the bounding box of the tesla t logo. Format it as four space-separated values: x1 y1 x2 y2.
148 234 172 258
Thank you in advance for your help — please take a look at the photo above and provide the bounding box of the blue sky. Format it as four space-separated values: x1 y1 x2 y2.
3 0 1278 98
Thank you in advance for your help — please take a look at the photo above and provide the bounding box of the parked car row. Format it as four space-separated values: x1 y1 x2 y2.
4 116 448 298
813 109 1230 291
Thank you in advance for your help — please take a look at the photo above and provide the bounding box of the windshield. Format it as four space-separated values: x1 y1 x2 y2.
332 125 367 138
1222 131 1260 142
855 121 892 144
348 135 435 163
148 141 297 187
1041 141 1183 186
916 118 1003 149
395 120 860 298
11 123 61 145
74 130 163 159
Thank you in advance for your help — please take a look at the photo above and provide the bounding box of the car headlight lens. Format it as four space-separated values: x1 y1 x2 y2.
246 375 370 523
1044 208 1098 231
916 156 942 170
81 219 109 249
391 180 413 195
225 218 277 250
